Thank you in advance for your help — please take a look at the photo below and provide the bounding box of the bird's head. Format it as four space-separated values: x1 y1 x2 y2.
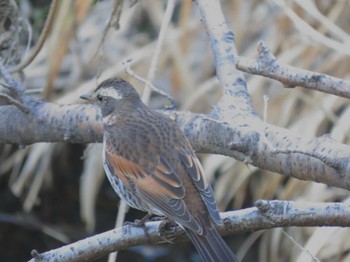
80 77 141 117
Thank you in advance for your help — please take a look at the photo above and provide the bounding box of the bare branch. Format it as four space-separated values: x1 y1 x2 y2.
142 0 176 104
0 92 29 112
28 200 350 262
195 0 255 116
0 102 102 145
0 99 349 190
0 61 25 93
236 41 350 99
0 61 30 111
123 59 176 107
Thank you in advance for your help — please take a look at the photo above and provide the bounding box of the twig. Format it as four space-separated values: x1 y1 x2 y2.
123 59 176 107
0 212 68 243
0 93 29 113
0 61 25 93
142 0 176 104
94 0 123 59
0 61 29 112
9 0 58 73
281 230 320 262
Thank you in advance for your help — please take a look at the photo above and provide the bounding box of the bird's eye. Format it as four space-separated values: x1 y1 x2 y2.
97 94 103 101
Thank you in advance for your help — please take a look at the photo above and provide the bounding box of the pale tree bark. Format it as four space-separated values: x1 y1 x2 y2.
0 0 349 261
29 200 350 262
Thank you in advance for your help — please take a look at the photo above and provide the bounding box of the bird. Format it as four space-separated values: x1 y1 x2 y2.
80 77 238 262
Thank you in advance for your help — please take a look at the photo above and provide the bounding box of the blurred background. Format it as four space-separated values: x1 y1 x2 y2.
0 0 350 261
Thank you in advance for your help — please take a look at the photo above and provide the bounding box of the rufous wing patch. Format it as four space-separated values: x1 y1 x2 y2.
105 152 184 199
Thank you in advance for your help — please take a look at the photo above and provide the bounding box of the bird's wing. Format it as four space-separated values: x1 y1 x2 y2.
104 148 203 234
177 148 222 225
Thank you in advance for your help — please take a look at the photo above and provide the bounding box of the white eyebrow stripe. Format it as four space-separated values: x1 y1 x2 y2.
99 88 123 99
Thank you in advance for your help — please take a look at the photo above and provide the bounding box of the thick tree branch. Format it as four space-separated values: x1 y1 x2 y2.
236 41 350 99
171 111 350 189
1 101 349 190
195 0 255 117
28 200 350 262
0 0 348 191
0 102 102 145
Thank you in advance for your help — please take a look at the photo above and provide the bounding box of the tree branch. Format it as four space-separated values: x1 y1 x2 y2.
1 101 349 190
191 0 350 189
0 102 102 145
28 200 350 262
236 41 350 99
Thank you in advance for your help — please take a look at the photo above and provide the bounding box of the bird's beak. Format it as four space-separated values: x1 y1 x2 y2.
80 92 93 101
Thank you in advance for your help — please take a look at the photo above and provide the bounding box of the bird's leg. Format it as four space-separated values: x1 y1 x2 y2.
124 213 152 227
135 213 151 227
123 213 155 241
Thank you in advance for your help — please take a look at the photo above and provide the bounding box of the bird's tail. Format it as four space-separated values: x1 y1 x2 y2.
185 227 238 262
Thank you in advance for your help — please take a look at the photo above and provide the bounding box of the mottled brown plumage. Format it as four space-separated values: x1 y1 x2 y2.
80 78 238 262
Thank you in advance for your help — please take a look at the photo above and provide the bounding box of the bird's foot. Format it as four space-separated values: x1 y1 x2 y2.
158 219 180 244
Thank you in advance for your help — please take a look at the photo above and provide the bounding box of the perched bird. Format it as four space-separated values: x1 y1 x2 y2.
80 78 238 262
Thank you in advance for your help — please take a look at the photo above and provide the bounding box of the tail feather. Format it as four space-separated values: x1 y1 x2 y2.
185 227 238 262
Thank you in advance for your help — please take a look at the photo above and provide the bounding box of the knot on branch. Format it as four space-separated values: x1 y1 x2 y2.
256 40 278 70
